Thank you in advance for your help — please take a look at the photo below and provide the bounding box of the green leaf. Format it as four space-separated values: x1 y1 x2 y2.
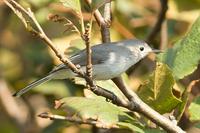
55 97 144 132
174 85 189 120
60 0 81 15
137 62 182 114
117 122 145 133
188 96 200 121
157 16 200 80
118 123 165 133
74 78 128 103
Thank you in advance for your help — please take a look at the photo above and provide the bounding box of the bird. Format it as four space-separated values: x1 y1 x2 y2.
13 39 157 97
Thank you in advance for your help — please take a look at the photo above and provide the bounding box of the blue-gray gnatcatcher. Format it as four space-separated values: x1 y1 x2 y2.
13 39 157 97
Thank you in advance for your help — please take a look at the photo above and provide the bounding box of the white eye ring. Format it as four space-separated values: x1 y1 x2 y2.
139 47 144 51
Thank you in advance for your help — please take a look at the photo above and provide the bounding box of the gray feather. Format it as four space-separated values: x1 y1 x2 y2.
13 74 52 97
51 40 136 73
13 39 148 96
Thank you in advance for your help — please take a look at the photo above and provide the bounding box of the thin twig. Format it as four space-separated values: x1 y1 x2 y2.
4 0 29 16
4 0 185 132
38 112 98 125
112 77 135 101
92 85 129 106
80 11 85 35
84 23 93 79
112 77 185 133
176 79 200 126
103 2 111 22
187 79 200 93
87 0 185 132
85 0 111 43
3 0 124 106
48 14 81 36
4 0 83 76
101 2 111 43
146 0 168 43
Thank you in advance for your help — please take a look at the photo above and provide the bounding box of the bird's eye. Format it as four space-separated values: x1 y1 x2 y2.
139 47 144 51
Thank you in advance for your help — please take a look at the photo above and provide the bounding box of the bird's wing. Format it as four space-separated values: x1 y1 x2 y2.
51 43 127 73
69 44 115 66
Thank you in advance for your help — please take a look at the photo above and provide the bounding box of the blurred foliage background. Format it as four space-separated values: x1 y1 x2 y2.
0 0 200 133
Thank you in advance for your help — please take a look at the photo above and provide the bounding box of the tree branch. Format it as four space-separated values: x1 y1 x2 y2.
38 112 98 125
87 1 185 132
85 0 111 43
4 0 185 132
4 0 127 107
101 2 111 43
48 14 81 36
112 78 185 133
83 23 93 79
146 0 168 43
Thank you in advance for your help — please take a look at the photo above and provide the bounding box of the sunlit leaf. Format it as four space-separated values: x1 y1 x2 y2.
157 16 200 80
55 97 144 131
188 96 200 121
74 78 128 103
137 62 182 114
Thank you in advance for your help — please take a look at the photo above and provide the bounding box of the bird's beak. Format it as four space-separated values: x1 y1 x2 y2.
151 49 163 53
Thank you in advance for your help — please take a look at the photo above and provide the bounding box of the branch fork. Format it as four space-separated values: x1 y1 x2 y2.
4 0 185 133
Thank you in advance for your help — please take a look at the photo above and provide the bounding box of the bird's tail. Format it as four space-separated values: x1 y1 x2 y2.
13 74 52 97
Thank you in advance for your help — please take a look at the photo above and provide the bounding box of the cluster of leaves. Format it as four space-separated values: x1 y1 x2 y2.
138 16 200 116
42 0 200 132
1 0 200 133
